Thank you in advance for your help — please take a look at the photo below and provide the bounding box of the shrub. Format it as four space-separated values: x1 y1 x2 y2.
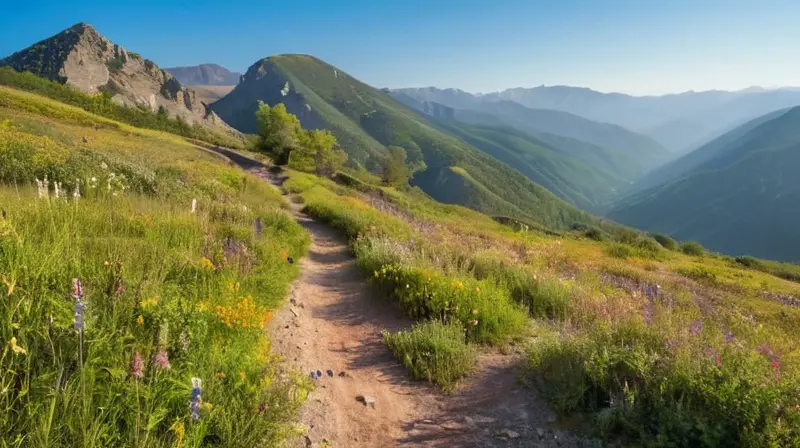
383 320 477 392
607 243 634 259
650 232 678 250
681 241 706 256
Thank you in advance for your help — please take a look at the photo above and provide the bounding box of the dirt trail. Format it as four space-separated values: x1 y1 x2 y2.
214 152 596 448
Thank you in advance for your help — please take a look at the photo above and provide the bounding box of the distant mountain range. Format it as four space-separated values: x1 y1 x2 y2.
395 86 800 154
164 63 240 86
609 106 800 261
0 23 229 129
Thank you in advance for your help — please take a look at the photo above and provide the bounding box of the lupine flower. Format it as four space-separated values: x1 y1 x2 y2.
130 351 144 378
153 349 171 370
190 378 203 422
72 279 85 331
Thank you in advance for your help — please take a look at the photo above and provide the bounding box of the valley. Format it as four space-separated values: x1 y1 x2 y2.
3 13 800 448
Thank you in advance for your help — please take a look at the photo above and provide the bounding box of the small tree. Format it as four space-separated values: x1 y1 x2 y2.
382 146 410 186
255 102 302 165
306 129 347 176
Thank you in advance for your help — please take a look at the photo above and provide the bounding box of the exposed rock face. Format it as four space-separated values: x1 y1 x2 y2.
163 64 241 86
0 23 228 128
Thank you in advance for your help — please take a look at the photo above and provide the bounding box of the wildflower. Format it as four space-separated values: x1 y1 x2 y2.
200 257 215 270
406 284 410 289
153 349 171 370
471 309 479 315
190 378 202 422
141 297 158 309
54 181 61 199
201 402 213 411
170 422 185 448
36 178 46 198
72 279 85 331
136 315 144 326
191 198 197 214
72 182 81 200
715 355 722 367
475 287 480 293
196 302 209 312
9 337 26 355
724 331 734 344
130 351 144 378
280 249 288 261
374 271 379 278
90 177 97 188
215 372 226 379
240 370 246 380
772 359 781 380
258 402 266 413
689 320 703 336
470 319 479 326
100 162 108 171
179 331 190 354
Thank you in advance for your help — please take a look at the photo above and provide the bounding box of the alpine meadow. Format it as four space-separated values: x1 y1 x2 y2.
3 6 800 447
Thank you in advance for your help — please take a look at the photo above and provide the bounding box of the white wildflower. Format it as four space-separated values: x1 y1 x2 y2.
100 162 108 171
191 198 197 214
54 181 61 199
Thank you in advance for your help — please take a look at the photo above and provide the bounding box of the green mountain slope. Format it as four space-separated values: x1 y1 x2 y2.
428 118 626 210
609 106 800 261
212 54 614 230
392 88 670 175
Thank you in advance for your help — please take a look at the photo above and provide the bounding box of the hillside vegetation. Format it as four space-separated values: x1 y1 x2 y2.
0 87 310 446
610 107 800 261
276 154 800 446
213 54 616 231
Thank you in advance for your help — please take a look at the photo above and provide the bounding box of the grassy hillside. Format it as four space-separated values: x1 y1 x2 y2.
281 167 800 446
0 67 246 149
0 86 310 446
610 107 800 261
429 118 627 210
213 54 616 231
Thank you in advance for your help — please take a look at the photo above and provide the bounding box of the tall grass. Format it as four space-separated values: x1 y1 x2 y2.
0 88 311 446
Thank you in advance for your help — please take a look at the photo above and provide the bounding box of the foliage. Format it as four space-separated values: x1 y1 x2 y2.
254 102 302 164
0 88 311 446
650 232 678 250
382 146 410 186
0 68 245 149
681 241 707 256
383 321 477 392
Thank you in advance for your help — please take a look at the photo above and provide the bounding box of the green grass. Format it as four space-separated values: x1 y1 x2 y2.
0 68 246 149
0 87 311 447
383 321 477 392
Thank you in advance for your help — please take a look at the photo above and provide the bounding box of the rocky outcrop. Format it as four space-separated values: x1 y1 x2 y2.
0 23 229 129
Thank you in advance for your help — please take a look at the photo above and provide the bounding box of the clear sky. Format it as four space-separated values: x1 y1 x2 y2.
1 0 798 95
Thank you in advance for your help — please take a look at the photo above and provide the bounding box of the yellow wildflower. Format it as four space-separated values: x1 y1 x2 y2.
170 422 185 448
472 309 479 315
200 257 215 270
9 337 26 355
240 370 247 380
202 402 213 411
374 271 379 278
280 249 288 261
141 297 158 309
136 315 144 326
2 276 15 296
215 372 226 379
196 302 209 312
475 287 481 293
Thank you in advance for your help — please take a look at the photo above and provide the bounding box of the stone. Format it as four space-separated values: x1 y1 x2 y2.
356 395 376 408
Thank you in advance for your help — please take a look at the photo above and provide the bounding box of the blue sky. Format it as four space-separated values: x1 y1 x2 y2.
1 0 798 95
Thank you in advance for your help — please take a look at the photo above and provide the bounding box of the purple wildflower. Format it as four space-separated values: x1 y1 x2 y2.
703 347 717 358
724 331 734 344
689 320 703 336
190 378 202 422
154 349 171 370
130 351 144 379
72 279 85 331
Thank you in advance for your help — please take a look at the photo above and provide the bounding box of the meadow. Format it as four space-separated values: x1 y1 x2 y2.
281 168 800 447
0 87 310 447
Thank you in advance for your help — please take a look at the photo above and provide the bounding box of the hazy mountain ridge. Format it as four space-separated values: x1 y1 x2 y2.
396 85 800 153
609 106 800 261
164 63 241 86
0 23 230 128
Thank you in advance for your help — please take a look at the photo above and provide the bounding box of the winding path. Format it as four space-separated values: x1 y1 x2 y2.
211 147 595 448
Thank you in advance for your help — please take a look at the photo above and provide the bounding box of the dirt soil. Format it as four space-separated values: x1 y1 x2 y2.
235 161 600 448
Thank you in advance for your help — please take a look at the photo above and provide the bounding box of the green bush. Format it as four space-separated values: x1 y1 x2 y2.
650 232 678 250
383 321 477 392
681 241 706 256
606 243 634 259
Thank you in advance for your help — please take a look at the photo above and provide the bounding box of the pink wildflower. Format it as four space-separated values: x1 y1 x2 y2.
154 349 171 370
130 351 144 379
